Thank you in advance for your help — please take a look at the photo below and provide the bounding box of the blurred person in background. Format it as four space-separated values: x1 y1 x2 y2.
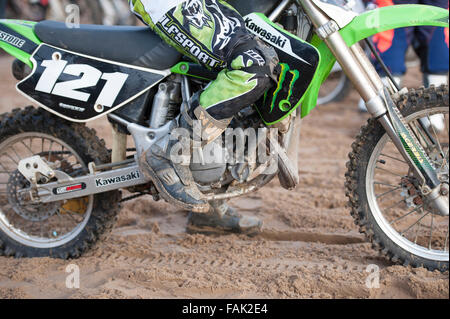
0 0 48 21
359 0 449 131
0 0 6 19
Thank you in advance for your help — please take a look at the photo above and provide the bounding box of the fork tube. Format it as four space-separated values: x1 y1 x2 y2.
299 0 379 103
350 43 385 92
298 0 416 165
268 0 292 21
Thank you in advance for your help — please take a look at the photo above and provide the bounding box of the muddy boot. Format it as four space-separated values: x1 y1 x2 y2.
186 200 263 236
141 98 232 213
141 117 209 213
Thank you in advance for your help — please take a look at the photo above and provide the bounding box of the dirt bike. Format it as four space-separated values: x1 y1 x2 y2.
0 0 448 272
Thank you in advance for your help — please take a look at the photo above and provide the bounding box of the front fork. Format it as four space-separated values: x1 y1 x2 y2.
299 0 449 216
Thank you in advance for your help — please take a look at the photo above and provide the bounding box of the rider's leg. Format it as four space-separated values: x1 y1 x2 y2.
415 0 449 131
358 26 408 111
129 0 278 217
358 0 410 112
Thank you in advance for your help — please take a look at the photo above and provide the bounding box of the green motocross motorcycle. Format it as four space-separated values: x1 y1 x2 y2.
0 0 448 272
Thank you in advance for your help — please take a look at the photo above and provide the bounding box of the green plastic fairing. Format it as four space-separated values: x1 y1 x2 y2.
0 19 41 68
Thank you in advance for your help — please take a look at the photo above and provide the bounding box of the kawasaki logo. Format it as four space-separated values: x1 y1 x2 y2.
245 17 287 49
244 14 311 66
95 171 140 187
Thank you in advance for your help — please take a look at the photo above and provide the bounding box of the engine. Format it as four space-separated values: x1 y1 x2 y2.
190 106 264 187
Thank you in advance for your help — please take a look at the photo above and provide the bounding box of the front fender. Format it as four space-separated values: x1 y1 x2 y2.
301 4 449 118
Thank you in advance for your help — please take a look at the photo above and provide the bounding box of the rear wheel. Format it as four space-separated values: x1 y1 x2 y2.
346 85 449 272
0 107 121 258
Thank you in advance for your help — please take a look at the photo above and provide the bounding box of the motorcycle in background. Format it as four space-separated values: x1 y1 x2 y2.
42 0 104 24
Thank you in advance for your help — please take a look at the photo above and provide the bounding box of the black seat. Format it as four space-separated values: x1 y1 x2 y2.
34 21 182 70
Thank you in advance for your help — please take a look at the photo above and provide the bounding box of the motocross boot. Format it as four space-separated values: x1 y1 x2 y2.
141 97 232 213
186 200 263 236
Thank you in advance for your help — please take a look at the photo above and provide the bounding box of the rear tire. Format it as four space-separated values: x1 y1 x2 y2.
0 107 121 259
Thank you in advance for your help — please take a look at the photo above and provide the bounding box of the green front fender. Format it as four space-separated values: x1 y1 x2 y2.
0 19 41 68
301 4 449 118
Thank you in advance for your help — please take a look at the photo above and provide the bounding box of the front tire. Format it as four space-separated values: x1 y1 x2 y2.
346 85 449 272
0 107 121 259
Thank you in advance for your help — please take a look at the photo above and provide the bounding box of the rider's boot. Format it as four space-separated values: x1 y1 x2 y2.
186 200 263 236
140 97 231 213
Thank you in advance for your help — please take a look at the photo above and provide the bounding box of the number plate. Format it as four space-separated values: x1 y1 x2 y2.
17 44 169 122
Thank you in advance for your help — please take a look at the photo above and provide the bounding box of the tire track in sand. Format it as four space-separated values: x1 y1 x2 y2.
96 250 374 275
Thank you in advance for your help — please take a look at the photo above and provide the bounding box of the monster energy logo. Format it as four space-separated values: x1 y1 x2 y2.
268 63 300 113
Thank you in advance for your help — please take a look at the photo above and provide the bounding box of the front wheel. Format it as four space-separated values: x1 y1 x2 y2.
346 85 449 272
